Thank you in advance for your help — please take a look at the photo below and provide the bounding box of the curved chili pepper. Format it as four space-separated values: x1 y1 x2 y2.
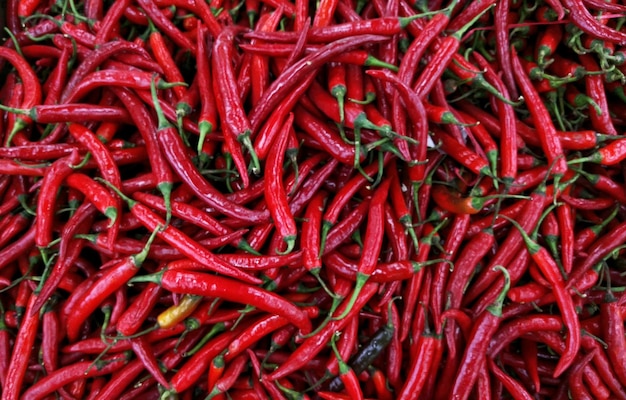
294 106 362 166
413 10 491 98
249 34 389 131
563 0 626 44
486 357 534 400
150 94 267 224
65 173 118 223
431 184 492 215
512 48 568 180
61 41 152 102
568 220 626 286
21 353 130 399
329 333 364 400
264 114 297 254
130 336 170 389
574 207 618 253
330 310 394 391
116 280 163 336
2 294 40 400
398 321 440 399
446 227 495 316
502 216 580 377
450 267 511 400
34 151 80 248
65 229 158 342
213 26 259 182
366 68 429 182
246 16 418 44
136 0 196 52
334 178 390 320
67 69 181 104
136 269 311 336
0 47 41 136
267 281 377 381
43 40 73 106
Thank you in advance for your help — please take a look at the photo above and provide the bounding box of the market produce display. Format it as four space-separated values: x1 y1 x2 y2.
2 0 626 398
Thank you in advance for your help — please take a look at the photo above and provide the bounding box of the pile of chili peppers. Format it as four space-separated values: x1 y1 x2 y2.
3 0 626 398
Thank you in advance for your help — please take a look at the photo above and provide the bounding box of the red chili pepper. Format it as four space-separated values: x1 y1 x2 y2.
486 357 534 400
206 353 248 400
116 280 163 336
450 267 511 400
563 0 626 44
431 127 493 177
43 41 73 106
365 69 429 182
129 336 170 389
65 173 118 222
194 25 218 153
329 332 364 400
21 352 130 399
0 47 42 136
574 207 618 253
213 27 260 182
264 114 297 253
492 0 518 99
431 183 494 215
249 35 389 132
64 228 158 341
267 280 377 381
136 0 196 52
165 324 249 394
246 15 418 44
413 10 492 98
136 269 311 335
503 215 581 377
511 49 568 180
2 294 40 399
301 189 330 281
397 319 439 399
598 293 626 387
334 178 390 321
35 151 81 248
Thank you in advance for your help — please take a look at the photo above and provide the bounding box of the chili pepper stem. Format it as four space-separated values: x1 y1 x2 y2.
299 295 344 339
96 177 138 209
319 221 332 255
497 215 542 255
129 270 164 286
363 55 399 71
276 235 296 255
197 121 213 156
239 132 261 175
5 119 29 146
488 266 511 316
236 240 261 255
333 272 369 321
156 181 173 225
310 268 341 299
332 85 347 124
185 322 227 357
0 102 31 118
